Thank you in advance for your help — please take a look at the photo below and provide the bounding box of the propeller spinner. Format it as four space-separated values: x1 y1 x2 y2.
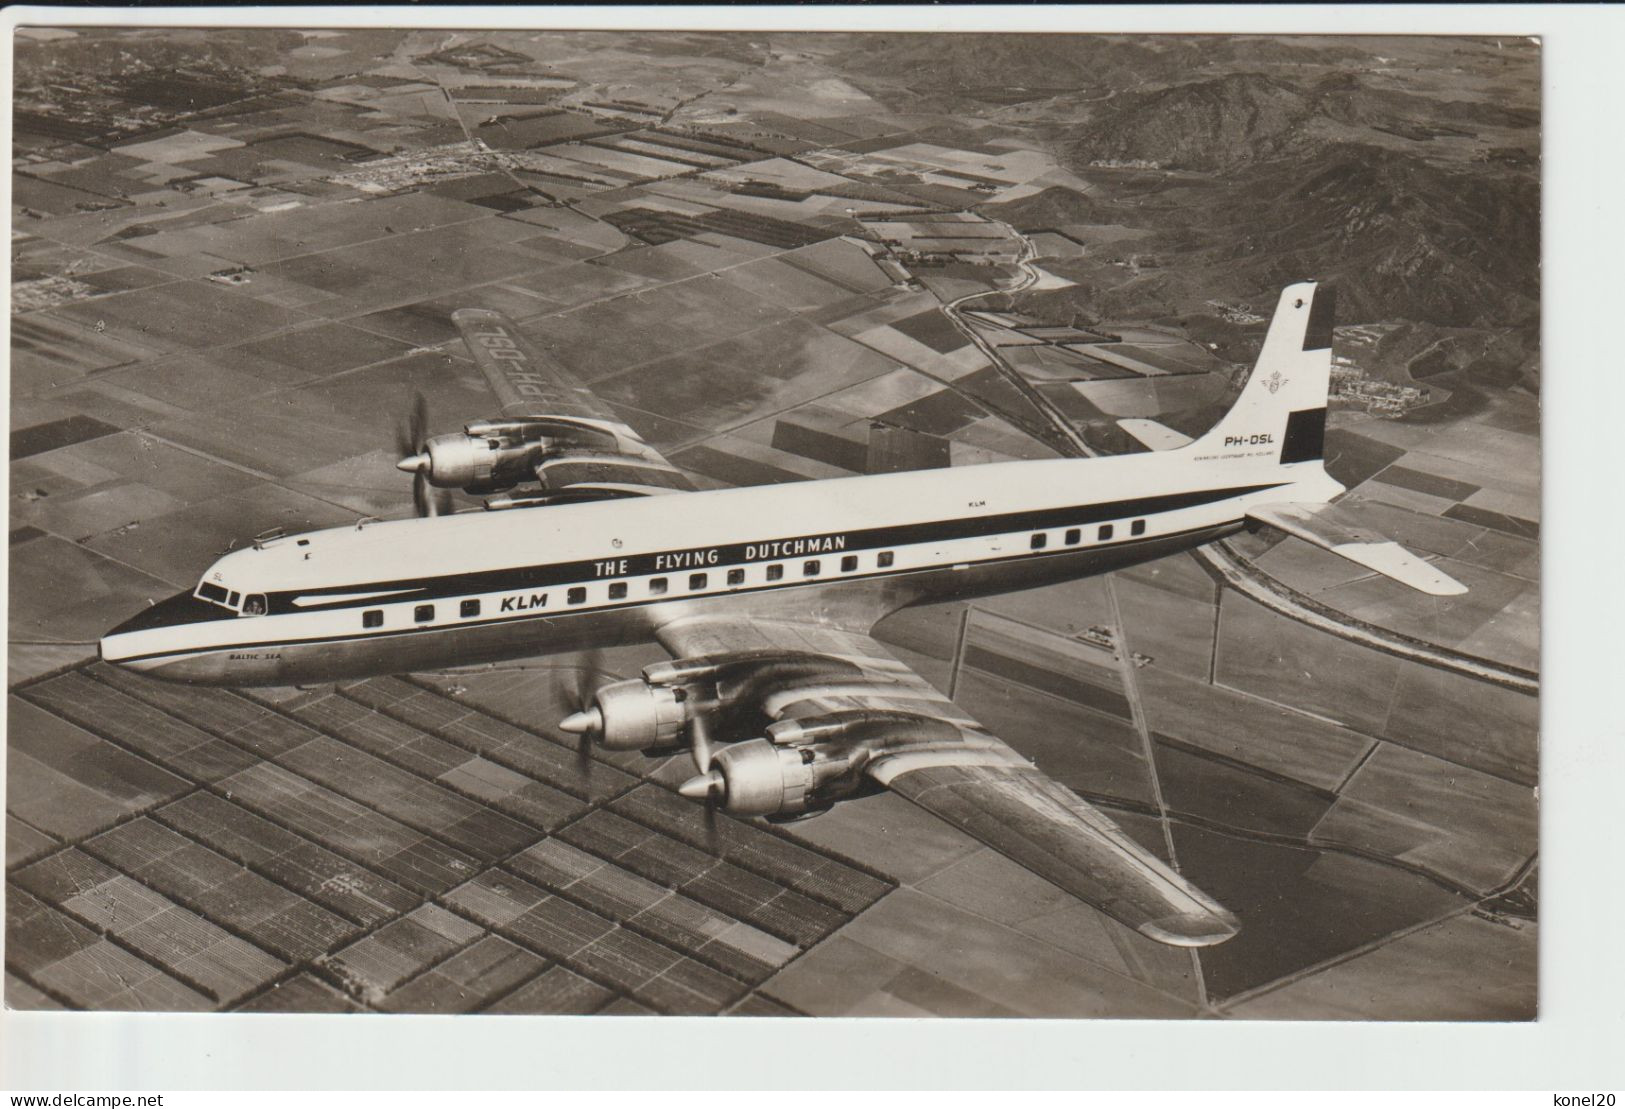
394 392 453 518
554 651 611 783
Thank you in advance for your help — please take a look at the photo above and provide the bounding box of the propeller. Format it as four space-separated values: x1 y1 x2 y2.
394 391 428 471
684 714 728 851
394 391 453 518
689 712 716 774
554 649 609 787
701 786 722 854
679 750 726 855
678 767 725 803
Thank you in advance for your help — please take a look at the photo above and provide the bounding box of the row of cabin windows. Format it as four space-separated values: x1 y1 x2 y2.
359 550 903 628
1029 519 1147 551
357 523 1162 630
357 524 1153 630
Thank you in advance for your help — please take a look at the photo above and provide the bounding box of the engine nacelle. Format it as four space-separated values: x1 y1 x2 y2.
707 739 816 817
419 432 506 490
407 417 627 495
704 738 856 817
418 419 616 494
590 678 690 750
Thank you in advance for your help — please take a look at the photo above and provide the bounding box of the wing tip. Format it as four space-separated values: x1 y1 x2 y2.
1138 909 1242 948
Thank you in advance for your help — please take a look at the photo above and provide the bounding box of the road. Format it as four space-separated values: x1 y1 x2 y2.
937 219 1098 459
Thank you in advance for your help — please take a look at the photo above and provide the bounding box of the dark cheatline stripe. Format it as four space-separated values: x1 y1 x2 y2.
1280 409 1327 465
106 521 1244 663
1303 285 1336 352
268 482 1283 614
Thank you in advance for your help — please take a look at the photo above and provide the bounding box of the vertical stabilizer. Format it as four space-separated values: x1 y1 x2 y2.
1188 281 1334 469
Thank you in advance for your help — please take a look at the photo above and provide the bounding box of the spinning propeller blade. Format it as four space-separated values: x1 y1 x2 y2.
689 713 715 774
552 649 609 786
396 392 452 518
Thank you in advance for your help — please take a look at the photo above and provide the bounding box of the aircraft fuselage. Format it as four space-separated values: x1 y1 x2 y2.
99 450 1336 687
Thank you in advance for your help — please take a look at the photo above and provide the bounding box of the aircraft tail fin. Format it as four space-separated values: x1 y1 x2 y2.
1187 281 1334 470
1182 282 1467 598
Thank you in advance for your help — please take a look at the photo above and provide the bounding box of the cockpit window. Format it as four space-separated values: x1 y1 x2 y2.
197 581 230 605
242 594 267 616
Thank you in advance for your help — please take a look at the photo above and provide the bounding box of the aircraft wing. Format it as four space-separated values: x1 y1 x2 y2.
454 308 624 423
452 308 694 495
1247 501 1467 596
655 616 1240 947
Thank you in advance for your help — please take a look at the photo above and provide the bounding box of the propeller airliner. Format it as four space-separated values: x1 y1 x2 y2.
100 282 1464 948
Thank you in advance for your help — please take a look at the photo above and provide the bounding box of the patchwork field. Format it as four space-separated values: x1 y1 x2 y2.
10 27 1537 1020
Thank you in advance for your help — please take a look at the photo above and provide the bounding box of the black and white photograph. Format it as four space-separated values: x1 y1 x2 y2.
6 20 1541 1025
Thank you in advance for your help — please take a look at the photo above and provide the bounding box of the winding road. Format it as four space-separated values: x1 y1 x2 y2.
937 220 1097 459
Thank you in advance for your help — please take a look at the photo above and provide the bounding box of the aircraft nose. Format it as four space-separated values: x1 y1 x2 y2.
100 590 231 665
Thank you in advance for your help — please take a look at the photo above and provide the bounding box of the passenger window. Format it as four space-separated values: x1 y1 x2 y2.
1065 528 1081 545
649 577 668 596
766 564 784 582
689 573 708 590
1132 519 1147 536
803 560 820 577
568 587 586 605
461 599 480 618
727 568 744 586
608 582 628 600
363 610 383 629
841 555 858 572
414 604 434 623
243 594 267 616
877 551 894 568
1030 533 1047 550
1098 524 1114 541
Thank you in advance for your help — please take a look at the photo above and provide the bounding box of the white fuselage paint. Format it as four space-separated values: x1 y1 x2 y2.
99 449 1341 686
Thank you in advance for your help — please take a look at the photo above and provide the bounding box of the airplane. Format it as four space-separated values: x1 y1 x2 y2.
99 280 1465 949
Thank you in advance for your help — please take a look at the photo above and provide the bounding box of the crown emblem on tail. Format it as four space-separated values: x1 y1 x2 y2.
1262 371 1287 395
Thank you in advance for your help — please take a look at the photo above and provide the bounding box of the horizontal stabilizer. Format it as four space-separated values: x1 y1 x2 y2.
1119 418 1193 451
1247 501 1468 596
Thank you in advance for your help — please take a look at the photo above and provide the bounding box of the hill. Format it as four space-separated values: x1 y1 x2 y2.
997 139 1537 382
980 185 1096 231
811 33 1209 102
1070 70 1539 172
1210 143 1539 330
1073 73 1318 171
